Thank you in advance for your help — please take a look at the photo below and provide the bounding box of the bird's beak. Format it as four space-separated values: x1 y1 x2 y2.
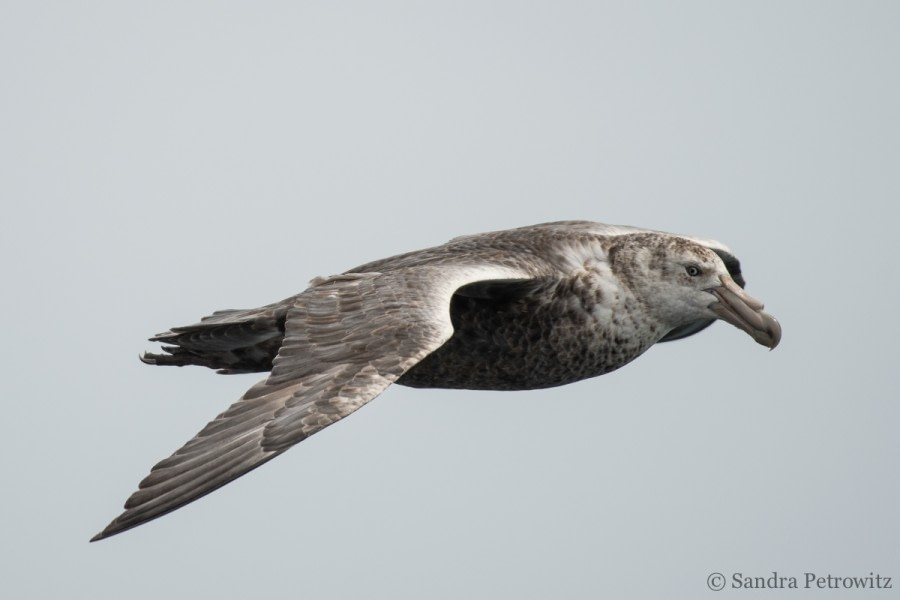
708 275 782 349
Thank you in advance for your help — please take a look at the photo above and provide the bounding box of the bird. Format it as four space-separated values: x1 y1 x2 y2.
91 220 781 541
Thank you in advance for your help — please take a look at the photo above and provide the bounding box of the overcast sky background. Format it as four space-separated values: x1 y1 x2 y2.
2 2 898 598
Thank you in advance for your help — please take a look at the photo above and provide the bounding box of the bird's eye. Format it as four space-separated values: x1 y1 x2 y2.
685 265 702 277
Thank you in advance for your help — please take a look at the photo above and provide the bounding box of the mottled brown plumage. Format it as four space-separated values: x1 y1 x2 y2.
93 221 781 541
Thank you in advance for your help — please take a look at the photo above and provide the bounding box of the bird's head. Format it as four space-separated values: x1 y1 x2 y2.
609 234 781 349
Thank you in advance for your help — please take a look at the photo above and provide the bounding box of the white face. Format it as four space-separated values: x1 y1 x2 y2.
606 233 781 349
631 241 728 328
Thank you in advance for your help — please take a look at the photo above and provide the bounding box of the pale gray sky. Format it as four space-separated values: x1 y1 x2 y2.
2 2 898 598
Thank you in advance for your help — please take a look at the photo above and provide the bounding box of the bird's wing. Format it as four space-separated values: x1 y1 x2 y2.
657 319 716 342
93 264 535 541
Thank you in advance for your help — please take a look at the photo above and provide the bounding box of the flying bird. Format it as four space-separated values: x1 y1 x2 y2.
92 221 781 541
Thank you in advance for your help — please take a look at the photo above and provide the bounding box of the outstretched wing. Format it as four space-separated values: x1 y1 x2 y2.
92 265 534 541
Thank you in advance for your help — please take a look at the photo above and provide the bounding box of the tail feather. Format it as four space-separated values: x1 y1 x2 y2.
142 299 296 374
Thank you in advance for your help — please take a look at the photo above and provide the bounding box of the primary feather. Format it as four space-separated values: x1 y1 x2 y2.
93 221 780 541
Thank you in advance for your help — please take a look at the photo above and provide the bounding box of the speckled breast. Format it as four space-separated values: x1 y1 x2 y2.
397 278 659 391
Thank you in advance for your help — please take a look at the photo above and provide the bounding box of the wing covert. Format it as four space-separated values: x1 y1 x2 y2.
93 264 535 541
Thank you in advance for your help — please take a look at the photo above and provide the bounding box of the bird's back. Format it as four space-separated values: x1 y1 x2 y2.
142 222 723 383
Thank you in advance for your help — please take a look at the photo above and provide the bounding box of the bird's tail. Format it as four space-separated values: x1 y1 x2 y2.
140 299 295 374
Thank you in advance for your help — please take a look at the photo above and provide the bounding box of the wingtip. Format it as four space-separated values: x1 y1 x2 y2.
90 526 112 543
90 518 129 542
